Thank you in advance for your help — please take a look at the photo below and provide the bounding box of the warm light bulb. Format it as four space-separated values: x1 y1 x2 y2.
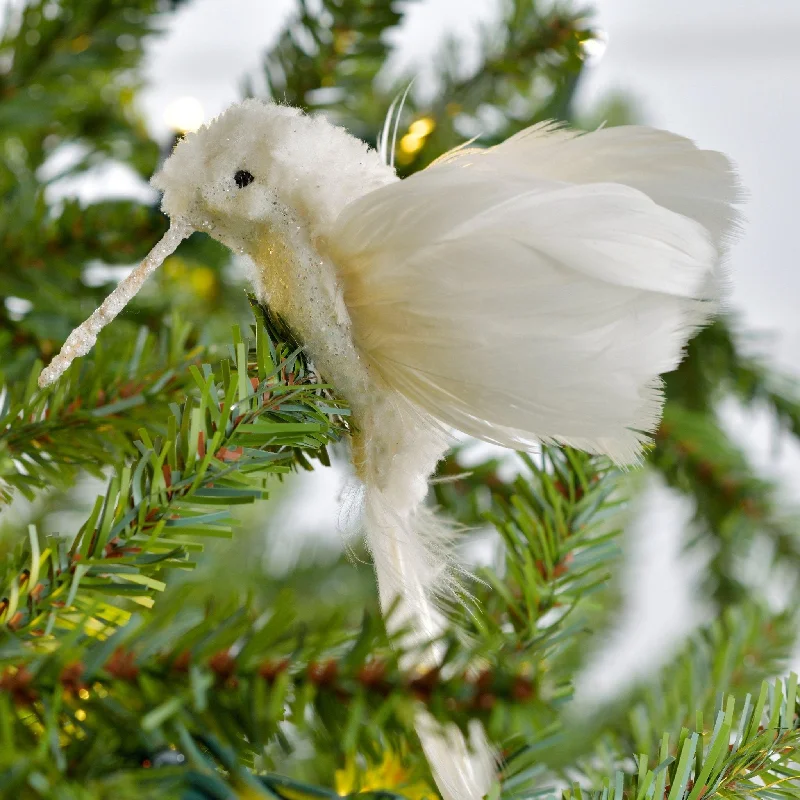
581 30 608 64
408 117 435 137
164 96 204 133
400 133 425 155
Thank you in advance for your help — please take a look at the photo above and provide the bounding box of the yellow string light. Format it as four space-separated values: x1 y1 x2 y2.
399 117 437 156
75 709 87 722
164 256 188 279
409 118 435 137
400 133 425 155
70 35 91 54
190 266 217 299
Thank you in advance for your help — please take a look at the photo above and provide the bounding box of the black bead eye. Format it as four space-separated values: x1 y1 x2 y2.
234 170 255 188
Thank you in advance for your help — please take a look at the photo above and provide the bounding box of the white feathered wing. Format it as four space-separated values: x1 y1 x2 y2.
328 124 742 465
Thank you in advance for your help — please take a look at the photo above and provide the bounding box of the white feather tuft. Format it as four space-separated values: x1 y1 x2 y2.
444 122 745 309
488 123 745 253
353 397 497 800
416 713 496 800
378 82 415 168
329 141 734 464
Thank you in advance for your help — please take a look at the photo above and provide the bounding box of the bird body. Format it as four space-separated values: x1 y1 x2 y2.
243 182 453 649
39 99 742 800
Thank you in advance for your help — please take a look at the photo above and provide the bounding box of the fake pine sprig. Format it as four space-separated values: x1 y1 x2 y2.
448 448 624 672
0 595 535 798
0 314 201 504
0 303 347 645
0 0 180 190
553 674 800 800
258 0 411 137
438 448 628 786
0 443 623 799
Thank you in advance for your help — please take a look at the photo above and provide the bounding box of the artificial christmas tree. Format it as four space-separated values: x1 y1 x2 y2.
2 1 800 798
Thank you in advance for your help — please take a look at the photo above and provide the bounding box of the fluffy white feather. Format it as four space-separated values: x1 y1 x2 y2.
330 160 721 464
38 100 743 799
435 122 743 249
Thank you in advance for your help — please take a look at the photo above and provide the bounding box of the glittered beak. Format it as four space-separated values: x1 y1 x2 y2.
38 221 193 388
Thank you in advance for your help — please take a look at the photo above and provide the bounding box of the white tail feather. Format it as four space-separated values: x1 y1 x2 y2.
364 489 451 654
355 407 496 799
417 713 496 800
363 488 496 800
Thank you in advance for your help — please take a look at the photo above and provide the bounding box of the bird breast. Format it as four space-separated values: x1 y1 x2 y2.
247 216 374 418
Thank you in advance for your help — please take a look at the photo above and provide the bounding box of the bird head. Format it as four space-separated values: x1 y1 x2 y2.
151 99 394 254
152 100 295 253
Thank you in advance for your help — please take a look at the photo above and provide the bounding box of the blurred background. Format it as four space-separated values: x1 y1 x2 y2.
3 1 800 794
3 0 799 656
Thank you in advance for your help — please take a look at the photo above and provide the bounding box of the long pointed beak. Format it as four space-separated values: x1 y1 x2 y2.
38 220 193 388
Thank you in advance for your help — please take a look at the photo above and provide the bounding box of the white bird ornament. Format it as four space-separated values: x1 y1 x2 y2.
38 100 742 799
